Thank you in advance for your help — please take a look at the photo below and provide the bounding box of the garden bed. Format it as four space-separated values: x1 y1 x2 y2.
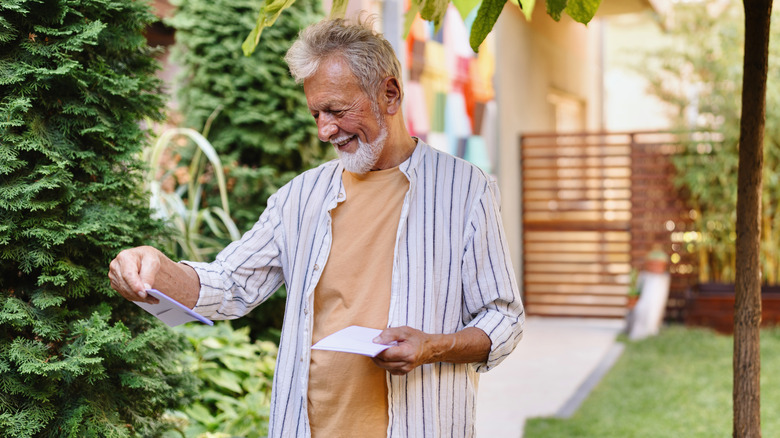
684 283 780 334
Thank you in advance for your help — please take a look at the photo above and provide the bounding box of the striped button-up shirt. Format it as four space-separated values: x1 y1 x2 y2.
185 140 524 437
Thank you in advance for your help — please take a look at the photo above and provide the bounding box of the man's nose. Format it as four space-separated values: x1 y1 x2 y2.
317 113 338 142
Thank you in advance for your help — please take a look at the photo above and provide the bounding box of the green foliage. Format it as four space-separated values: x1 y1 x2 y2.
242 0 604 55
451 0 482 22
642 2 780 284
0 0 197 435
546 0 600 24
168 322 278 438
418 0 450 30
147 120 242 262
242 0 300 56
168 0 332 233
470 0 507 52
524 326 780 437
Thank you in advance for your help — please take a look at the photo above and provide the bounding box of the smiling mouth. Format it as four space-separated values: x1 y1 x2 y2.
332 135 356 149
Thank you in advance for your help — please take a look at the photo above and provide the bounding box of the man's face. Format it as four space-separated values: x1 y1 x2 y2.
304 57 388 174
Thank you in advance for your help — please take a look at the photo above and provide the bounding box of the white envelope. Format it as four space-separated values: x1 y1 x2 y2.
311 325 395 357
133 288 214 327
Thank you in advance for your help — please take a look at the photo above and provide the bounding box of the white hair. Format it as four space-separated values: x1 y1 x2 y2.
285 17 404 104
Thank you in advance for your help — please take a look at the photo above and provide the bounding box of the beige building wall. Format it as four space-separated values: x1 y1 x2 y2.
495 4 606 286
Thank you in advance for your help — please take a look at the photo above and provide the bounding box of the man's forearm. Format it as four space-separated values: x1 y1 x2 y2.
154 258 201 309
427 326 491 364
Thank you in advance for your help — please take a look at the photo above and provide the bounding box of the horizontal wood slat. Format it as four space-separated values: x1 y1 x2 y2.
521 132 698 319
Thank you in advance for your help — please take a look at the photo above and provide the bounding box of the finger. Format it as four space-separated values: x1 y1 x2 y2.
137 253 160 297
114 251 146 298
371 356 406 369
120 251 153 299
375 345 413 366
372 359 413 375
109 250 153 302
108 259 135 298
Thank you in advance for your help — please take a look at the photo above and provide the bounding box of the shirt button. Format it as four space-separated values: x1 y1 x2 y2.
314 264 320 271
304 307 309 315
338 192 345 199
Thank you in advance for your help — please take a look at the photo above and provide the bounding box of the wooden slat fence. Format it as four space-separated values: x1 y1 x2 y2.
520 132 698 319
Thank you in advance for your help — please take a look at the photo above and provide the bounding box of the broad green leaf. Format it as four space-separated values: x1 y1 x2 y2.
565 0 599 24
329 0 348 18
403 1 419 38
419 0 449 28
546 0 566 21
242 0 298 56
184 403 217 427
242 16 263 56
220 345 260 360
452 0 481 21
242 375 267 392
469 0 507 52
518 0 536 22
208 369 244 393
200 337 227 350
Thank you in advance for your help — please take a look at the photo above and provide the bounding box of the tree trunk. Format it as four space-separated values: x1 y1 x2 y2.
734 1 772 437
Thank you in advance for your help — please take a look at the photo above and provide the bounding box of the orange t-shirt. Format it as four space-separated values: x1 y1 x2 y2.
307 166 409 438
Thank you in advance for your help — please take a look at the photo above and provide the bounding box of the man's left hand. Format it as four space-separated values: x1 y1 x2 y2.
371 326 491 375
371 326 437 375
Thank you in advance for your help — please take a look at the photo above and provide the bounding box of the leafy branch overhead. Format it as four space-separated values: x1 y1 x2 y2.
243 0 602 55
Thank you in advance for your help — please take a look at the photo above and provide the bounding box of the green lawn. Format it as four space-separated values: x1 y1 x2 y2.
524 325 780 438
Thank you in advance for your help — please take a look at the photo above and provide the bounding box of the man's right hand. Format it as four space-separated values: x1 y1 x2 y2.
108 246 201 308
108 246 164 304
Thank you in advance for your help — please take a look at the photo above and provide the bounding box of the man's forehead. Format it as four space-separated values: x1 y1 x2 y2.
303 61 365 107
313 56 356 82
306 94 349 111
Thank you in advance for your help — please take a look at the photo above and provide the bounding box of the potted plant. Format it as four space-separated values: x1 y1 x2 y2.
627 268 641 310
641 2 780 331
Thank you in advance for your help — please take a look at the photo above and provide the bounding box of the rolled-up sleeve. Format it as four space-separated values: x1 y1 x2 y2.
182 192 286 320
461 180 525 372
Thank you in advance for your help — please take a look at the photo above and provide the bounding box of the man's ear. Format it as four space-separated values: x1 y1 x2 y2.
382 77 402 115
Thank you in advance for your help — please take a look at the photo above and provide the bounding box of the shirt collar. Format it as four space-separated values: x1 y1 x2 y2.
398 137 427 182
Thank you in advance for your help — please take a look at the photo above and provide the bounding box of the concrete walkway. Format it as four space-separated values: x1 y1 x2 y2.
475 316 626 437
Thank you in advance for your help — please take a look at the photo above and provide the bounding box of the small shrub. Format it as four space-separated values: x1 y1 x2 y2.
169 322 278 438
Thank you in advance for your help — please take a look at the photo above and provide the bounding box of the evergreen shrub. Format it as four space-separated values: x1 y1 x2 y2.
168 0 332 232
0 0 196 436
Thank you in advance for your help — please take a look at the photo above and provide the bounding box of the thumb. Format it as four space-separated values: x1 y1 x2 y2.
373 327 401 345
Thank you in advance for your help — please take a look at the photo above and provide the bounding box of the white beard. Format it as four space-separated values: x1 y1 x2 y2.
334 124 388 174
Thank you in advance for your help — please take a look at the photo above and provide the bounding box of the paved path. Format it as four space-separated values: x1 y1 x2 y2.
475 316 626 437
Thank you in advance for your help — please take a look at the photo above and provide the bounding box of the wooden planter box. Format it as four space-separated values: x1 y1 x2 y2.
684 283 780 334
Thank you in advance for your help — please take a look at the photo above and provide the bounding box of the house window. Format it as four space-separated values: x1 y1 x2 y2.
548 91 585 133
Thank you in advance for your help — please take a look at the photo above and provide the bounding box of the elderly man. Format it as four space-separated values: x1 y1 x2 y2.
109 18 524 437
